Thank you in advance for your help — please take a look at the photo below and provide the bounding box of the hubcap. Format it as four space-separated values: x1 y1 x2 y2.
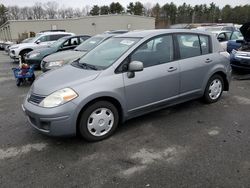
87 108 114 137
208 79 222 100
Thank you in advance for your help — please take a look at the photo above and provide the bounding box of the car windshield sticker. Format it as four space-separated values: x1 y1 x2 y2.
120 40 135 46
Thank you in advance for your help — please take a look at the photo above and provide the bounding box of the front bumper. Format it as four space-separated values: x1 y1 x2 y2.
22 98 78 137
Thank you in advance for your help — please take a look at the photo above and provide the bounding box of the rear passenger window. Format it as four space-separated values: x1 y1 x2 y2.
176 34 201 59
199 35 210 55
71 37 79 46
131 35 174 68
50 34 69 41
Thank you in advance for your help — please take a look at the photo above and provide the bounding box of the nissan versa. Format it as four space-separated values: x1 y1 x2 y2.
22 30 231 141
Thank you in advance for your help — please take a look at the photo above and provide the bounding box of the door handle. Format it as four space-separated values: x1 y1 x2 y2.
168 67 177 72
205 58 213 63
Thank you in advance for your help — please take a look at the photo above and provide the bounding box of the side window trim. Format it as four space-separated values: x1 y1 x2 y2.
115 34 175 74
174 33 212 60
198 34 212 54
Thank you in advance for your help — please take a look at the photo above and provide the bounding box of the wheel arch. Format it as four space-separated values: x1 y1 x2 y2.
211 71 229 91
76 96 124 135
19 48 33 56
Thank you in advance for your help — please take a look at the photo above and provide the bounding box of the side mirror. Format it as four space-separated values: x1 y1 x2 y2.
36 40 41 44
128 61 143 72
127 61 143 78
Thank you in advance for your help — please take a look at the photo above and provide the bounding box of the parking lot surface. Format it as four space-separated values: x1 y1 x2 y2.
0 51 250 187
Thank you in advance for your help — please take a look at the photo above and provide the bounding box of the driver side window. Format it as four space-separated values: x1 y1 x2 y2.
37 35 49 42
130 35 174 68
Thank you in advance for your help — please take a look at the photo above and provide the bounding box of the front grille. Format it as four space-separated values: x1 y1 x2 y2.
28 93 46 104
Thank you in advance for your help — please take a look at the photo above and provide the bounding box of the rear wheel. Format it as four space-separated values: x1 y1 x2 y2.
16 78 23 86
79 101 119 142
203 74 224 103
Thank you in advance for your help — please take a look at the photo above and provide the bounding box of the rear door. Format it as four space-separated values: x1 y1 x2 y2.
175 33 214 97
122 34 180 113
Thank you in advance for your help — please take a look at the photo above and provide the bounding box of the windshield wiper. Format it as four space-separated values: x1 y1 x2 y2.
72 59 98 70
80 63 98 70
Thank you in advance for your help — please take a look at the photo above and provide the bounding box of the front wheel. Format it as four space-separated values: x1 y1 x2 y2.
203 74 224 103
79 101 119 142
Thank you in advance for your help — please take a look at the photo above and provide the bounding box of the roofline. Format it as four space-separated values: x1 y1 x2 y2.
4 14 154 23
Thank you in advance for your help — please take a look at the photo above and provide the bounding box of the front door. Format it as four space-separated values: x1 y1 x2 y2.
123 35 180 113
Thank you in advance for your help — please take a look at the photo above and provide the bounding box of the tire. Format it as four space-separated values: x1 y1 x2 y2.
19 49 32 63
203 74 224 103
79 101 119 142
16 78 22 86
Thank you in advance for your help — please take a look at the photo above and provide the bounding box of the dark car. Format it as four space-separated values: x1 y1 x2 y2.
25 35 90 68
230 22 250 71
40 33 118 72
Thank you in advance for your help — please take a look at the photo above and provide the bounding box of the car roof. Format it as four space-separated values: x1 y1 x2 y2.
38 31 74 36
211 30 232 34
61 35 90 40
114 29 213 38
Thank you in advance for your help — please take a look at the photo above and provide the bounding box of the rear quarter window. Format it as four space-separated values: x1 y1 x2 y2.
49 34 69 41
176 34 211 59
176 34 201 59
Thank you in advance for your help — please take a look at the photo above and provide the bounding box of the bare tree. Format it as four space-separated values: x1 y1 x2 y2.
8 6 20 20
44 1 58 19
33 2 44 19
20 7 33 20
144 2 152 16
74 8 82 17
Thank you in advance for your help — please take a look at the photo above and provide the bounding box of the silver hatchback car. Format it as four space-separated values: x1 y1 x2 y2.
22 29 231 141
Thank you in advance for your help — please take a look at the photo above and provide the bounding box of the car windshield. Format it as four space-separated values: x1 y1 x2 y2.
21 37 34 43
29 34 43 43
78 37 140 70
74 36 104 51
49 38 67 48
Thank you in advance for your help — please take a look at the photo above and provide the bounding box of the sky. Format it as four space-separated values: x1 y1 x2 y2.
1 0 249 9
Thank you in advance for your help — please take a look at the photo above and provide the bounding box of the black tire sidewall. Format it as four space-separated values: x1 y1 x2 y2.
79 101 119 142
20 50 31 63
204 75 224 103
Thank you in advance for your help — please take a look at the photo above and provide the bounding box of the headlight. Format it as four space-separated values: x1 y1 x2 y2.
29 52 40 58
39 88 78 108
10 46 18 49
45 60 64 68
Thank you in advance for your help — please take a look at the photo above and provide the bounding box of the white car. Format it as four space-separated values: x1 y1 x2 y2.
9 31 74 61
211 30 243 51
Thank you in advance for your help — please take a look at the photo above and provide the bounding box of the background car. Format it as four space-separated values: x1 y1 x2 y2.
40 33 119 72
230 22 250 71
25 35 90 69
9 31 74 62
210 30 243 51
23 29 231 141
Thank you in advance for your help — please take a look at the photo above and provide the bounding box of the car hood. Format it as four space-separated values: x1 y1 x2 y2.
29 47 57 57
9 43 35 49
240 22 250 42
32 64 101 95
43 50 87 64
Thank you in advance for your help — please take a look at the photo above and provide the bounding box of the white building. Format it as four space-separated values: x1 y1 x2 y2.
0 14 155 42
